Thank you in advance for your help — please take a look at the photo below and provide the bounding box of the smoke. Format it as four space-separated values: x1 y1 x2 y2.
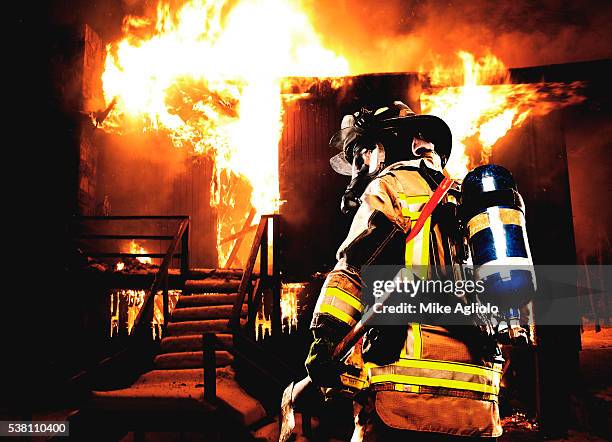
306 0 612 73
49 1 612 71
565 115 612 263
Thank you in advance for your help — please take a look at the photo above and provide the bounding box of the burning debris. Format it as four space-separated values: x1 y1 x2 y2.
84 239 159 273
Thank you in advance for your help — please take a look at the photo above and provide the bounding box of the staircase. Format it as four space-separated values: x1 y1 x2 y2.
157 268 244 370
88 268 269 440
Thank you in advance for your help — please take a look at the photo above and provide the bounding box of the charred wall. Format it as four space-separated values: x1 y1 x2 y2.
94 132 218 268
51 25 218 269
49 24 105 219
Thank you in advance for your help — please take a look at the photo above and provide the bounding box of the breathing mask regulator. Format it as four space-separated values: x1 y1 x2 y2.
340 140 387 215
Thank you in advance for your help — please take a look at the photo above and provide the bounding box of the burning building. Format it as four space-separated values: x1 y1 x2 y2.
16 0 612 440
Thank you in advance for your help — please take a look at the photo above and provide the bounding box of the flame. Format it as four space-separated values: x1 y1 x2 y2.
129 239 152 264
102 0 349 264
254 283 302 340
280 282 302 333
115 261 125 271
255 309 272 341
110 289 181 338
421 52 585 178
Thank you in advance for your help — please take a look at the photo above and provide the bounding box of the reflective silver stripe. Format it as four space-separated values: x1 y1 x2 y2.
369 364 496 387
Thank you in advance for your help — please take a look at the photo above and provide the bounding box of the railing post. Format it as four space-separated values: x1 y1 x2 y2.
271 215 281 338
260 216 268 281
203 332 217 402
181 220 190 278
163 271 169 328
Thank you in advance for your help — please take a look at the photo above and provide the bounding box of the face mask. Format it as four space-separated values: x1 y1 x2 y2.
342 151 374 216
412 137 442 171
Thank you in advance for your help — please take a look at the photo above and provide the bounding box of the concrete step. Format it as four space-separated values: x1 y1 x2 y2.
91 367 267 427
177 293 238 307
189 268 244 279
154 351 233 369
184 279 241 293
171 305 247 321
160 334 233 353
166 319 244 336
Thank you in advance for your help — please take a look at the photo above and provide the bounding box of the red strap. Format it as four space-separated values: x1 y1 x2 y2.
406 176 453 242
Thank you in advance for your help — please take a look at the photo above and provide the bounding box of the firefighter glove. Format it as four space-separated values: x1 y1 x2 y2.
305 337 349 388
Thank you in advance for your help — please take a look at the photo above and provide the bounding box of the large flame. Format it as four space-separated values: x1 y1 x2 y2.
421 52 585 178
102 1 586 263
102 0 349 264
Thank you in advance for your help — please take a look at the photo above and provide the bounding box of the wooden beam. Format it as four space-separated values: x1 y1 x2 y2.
224 208 256 269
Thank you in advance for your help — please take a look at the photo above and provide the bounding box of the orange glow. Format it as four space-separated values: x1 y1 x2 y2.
110 289 181 338
421 52 585 178
129 240 152 264
102 0 349 265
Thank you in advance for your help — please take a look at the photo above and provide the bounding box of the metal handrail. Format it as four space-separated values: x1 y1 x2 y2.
132 217 190 334
230 217 268 329
75 215 190 266
230 214 280 333
205 216 300 409
64 216 190 395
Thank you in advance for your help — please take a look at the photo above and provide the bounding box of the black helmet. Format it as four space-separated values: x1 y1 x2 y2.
329 101 452 175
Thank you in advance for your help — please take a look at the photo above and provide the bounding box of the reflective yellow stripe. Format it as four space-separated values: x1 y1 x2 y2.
399 194 429 218
369 374 499 394
410 323 422 392
324 287 364 312
318 304 357 326
398 194 430 205
405 226 415 268
412 324 422 359
420 216 431 267
402 209 422 218
394 358 501 379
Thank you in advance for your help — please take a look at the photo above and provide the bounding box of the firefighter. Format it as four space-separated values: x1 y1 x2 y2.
305 102 502 440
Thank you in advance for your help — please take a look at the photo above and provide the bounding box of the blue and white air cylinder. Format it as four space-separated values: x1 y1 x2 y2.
460 164 536 325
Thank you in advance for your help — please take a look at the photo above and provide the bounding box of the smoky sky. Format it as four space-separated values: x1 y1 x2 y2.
306 0 612 72
48 0 612 71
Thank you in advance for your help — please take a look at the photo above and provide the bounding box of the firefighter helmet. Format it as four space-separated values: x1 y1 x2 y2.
329 101 452 175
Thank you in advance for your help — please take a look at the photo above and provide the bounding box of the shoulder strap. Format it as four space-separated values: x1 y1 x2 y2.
406 176 453 242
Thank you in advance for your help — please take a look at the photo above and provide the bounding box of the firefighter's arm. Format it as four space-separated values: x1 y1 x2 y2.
306 175 407 387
